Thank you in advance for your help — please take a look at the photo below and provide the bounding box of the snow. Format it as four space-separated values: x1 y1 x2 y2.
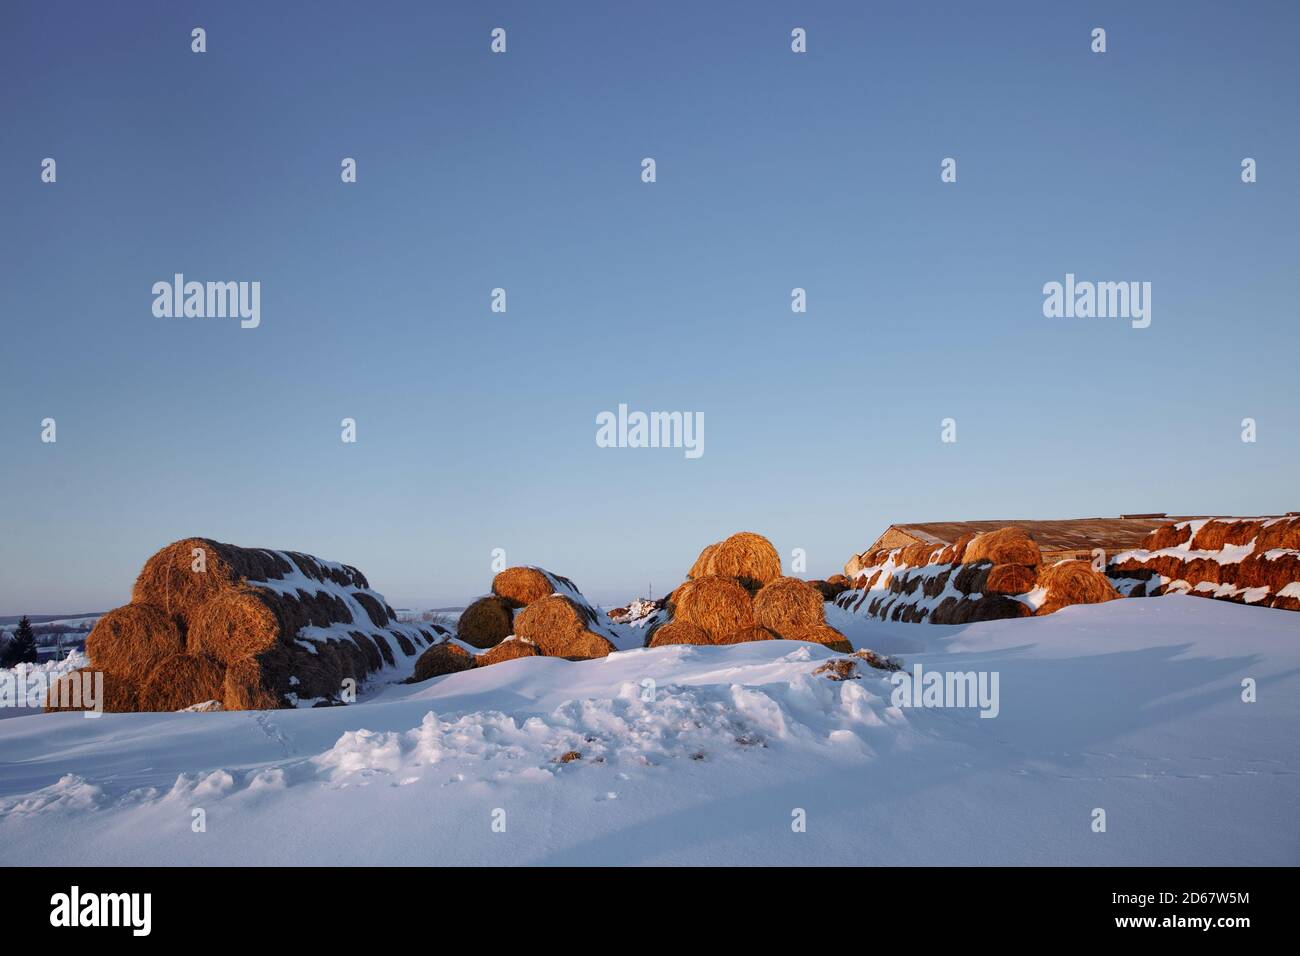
1 598 1296 865
0 651 89 718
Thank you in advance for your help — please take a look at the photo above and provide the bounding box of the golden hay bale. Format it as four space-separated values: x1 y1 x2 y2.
138 654 227 712
512 596 616 659
222 655 287 711
1035 561 1121 616
85 603 184 678
647 620 712 648
962 527 1041 567
899 543 940 568
43 669 139 713
985 564 1039 596
671 575 755 639
1191 519 1263 553
187 587 283 664
491 567 555 608
131 538 281 631
1253 517 1300 554
715 625 778 645
456 596 514 649
786 624 853 654
688 542 721 580
691 532 782 590
1143 522 1192 551
409 642 476 682
1237 551 1300 593
753 577 826 637
477 638 542 667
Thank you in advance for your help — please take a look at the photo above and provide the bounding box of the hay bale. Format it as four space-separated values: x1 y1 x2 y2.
513 596 617 659
187 587 284 664
985 564 1038 596
962 527 1041 568
43 669 139 713
966 595 1033 622
1191 519 1263 553
1036 560 1121 616
689 532 782 590
84 603 184 678
786 624 852 654
1237 551 1300 593
456 596 515 649
671 575 755 639
477 638 541 667
223 655 288 710
899 543 940 568
952 562 991 595
647 620 712 648
1144 522 1192 551
138 654 226 712
1254 517 1300 554
715 625 778 645
491 567 556 608
409 642 476 682
753 577 826 637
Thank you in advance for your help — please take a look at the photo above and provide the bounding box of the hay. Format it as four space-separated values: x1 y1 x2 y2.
1238 551 1300 593
223 655 287 711
752 577 826 637
138 654 226 712
689 532 782 590
477 638 541 667
671 575 755 639
1253 517 1300 554
409 642 476 682
962 527 1041 567
812 659 859 681
1191 519 1263 552
84 603 184 678
647 620 712 648
899 543 940 567
187 587 283 664
984 564 1038 596
43 669 139 713
513 596 616 659
952 562 991 595
491 567 555 608
1144 522 1192 551
786 624 852 654
456 596 514 649
1036 560 1120 616
715 625 778 645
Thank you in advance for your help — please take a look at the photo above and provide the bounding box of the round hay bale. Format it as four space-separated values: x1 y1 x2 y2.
222 655 288 710
647 620 712 648
512 596 616 659
456 596 515 649
131 538 292 632
899 543 939 568
786 624 852 654
952 562 991 595
138 654 226 712
985 564 1039 596
1191 519 1263 553
409 642 476 682
477 638 542 667
1237 551 1300 593
962 527 1041 567
491 567 555 608
187 587 284 664
965 595 1033 622
715 625 778 645
671 575 755 639
43 669 139 713
1144 522 1192 551
753 577 825 637
1035 560 1121 616
85 603 184 678
692 532 782 590
1253 517 1300 554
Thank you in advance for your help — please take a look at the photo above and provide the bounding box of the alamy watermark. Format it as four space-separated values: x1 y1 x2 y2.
1042 273 1150 329
1 665 103 717
152 274 261 329
596 403 704 459
890 663 1000 718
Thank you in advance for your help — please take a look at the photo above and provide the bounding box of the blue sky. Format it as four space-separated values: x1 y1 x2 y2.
2 0 1297 613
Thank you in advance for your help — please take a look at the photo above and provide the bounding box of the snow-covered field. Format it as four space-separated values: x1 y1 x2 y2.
0 597 1295 865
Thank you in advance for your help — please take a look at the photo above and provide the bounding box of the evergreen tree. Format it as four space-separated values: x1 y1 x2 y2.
2 616 39 667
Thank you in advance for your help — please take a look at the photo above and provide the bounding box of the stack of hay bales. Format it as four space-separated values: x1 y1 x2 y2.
835 525 1119 623
1107 516 1300 611
450 565 619 662
49 538 442 713
648 532 852 651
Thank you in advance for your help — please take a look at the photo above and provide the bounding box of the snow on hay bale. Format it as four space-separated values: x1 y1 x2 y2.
1034 561 1120 616
962 527 1041 567
476 637 541 666
456 596 515 649
686 532 782 591
512 596 617 659
409 642 476 682
491 566 562 608
84 603 184 678
137 654 226 712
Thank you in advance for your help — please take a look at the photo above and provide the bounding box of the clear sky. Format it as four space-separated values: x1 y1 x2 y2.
2 0 1297 614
